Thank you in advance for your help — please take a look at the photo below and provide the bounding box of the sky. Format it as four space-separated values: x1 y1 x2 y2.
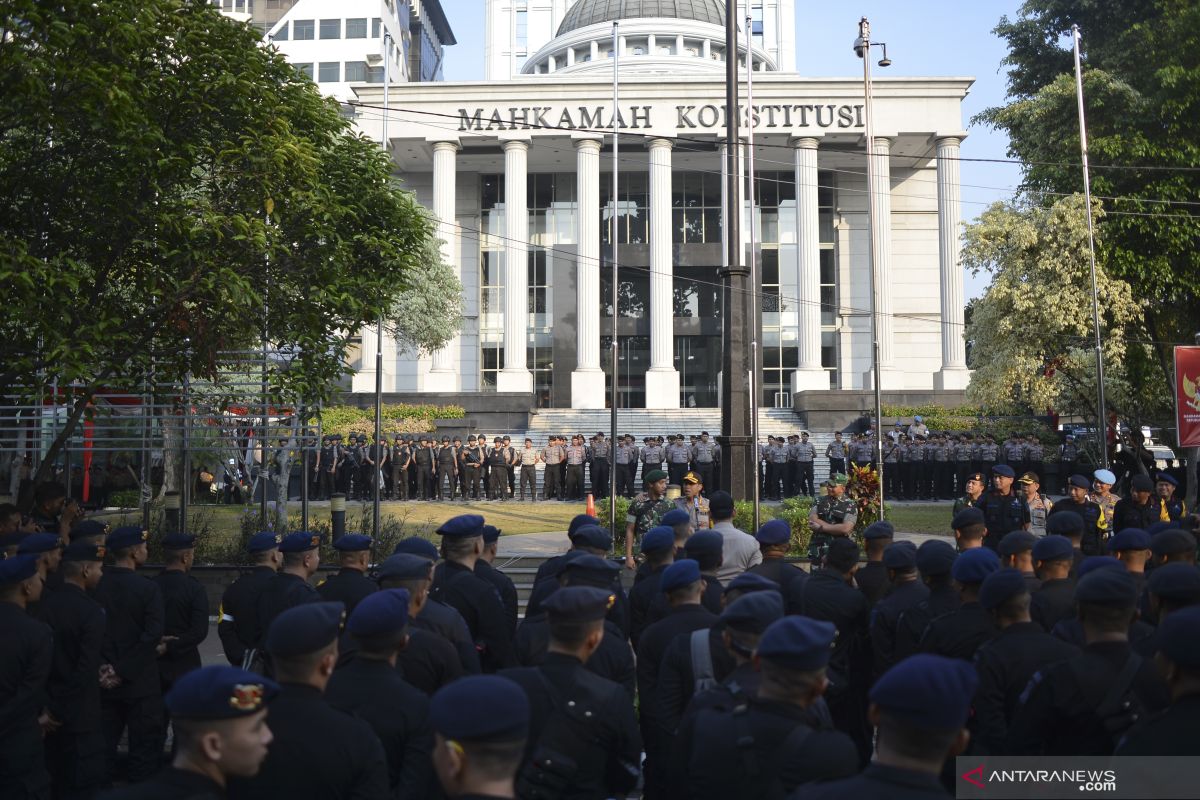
442 0 1030 299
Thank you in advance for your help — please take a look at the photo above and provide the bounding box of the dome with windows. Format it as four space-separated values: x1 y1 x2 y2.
557 0 727 37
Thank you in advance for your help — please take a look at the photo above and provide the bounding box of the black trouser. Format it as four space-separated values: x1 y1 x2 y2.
437 465 457 500
543 464 561 500
101 692 163 784
416 466 434 499
828 458 845 477
47 728 107 800
936 462 954 498
488 468 508 500
507 466 515 496
464 465 482 499
797 461 815 496
615 463 633 497
694 461 714 494
591 460 609 498
1061 461 1076 492
667 462 687 488
566 464 584 499
767 462 785 499
392 466 408 500
359 464 374 499
955 462 971 497
319 469 334 500
519 465 537 499
884 461 901 498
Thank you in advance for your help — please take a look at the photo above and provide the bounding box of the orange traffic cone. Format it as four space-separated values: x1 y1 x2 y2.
586 493 596 516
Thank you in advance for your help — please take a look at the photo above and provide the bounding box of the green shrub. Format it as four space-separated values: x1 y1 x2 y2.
107 489 142 509
317 403 466 438
775 497 815 557
595 496 631 532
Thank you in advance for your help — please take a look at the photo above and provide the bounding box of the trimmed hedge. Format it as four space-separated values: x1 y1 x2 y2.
317 403 466 438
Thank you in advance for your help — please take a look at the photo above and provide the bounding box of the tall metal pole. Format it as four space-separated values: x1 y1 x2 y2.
373 30 393 537
300 405 309 531
1072 25 1109 470
609 21 620 540
857 17 886 518
720 0 753 500
181 347 191 535
746 12 760 531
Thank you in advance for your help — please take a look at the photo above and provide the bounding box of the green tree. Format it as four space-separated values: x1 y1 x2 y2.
0 0 455 489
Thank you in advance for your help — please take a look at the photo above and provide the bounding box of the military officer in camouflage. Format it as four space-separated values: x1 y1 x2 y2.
807 474 858 561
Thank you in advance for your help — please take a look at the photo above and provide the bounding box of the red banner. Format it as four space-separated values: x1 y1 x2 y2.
1175 346 1200 448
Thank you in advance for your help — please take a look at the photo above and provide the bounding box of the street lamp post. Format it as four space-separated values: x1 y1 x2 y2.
854 17 890 518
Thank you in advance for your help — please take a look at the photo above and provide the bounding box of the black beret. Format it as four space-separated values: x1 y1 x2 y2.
568 515 599 536
1075 569 1138 608
332 534 373 552
979 568 1029 610
430 675 530 742
165 666 280 720
723 572 780 596
916 540 957 576
720 591 784 633
265 602 344 657
684 530 724 556
543 585 613 624
870 654 978 730
756 616 836 670
392 538 439 560
436 514 484 539
347 589 409 637
62 541 106 562
1046 511 1083 536
571 524 613 551
1148 563 1200 603
1152 530 1196 558
951 507 984 530
882 541 917 570
998 530 1037 557
376 553 433 581
559 554 620 588
661 559 701 591
1157 606 1200 667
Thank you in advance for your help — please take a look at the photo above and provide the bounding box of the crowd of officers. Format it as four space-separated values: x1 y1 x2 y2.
4 467 1200 800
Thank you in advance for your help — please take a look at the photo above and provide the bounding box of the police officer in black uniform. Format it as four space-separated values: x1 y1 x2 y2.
869 541 929 678
476 525 519 637
217 531 281 669
427 676 531 800
855 521 894 607
94 525 165 784
429 515 515 673
919 547 999 661
155 532 209 700
501 586 642 799
747 519 808 598
325 589 436 799
1117 605 1200 755
629 527 676 648
254 532 322 651
1050 474 1106 555
228 602 389 799
413 438 435 500
894 540 960 661
0 554 53 799
316 533 378 615
391 539 482 676
376 554 468 695
1029 534 1077 633
975 464 1030 551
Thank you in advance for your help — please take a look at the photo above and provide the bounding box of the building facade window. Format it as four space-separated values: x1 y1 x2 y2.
372 17 382 38
319 18 340 39
346 17 367 38
317 61 340 82
273 22 288 40
294 62 313 79
292 18 314 40
600 172 648 245
344 61 367 82
672 171 723 244
514 8 528 50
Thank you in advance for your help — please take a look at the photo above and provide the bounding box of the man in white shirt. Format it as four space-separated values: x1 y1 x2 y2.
705 490 762 583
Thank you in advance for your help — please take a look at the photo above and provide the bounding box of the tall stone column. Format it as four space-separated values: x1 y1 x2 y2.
426 140 459 391
934 135 971 390
645 138 680 409
571 138 605 408
497 140 533 393
867 135 902 388
791 136 827 393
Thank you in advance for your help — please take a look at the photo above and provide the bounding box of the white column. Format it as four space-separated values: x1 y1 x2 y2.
791 136 827 393
934 135 971 390
425 141 459 391
645 138 680 408
867 135 903 388
571 138 605 408
497 140 533 393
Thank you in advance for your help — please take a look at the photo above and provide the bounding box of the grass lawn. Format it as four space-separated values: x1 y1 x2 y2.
885 503 953 535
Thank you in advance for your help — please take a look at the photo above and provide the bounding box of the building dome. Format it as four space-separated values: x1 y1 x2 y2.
557 0 726 37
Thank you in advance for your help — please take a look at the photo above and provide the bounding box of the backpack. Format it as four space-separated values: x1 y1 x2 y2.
515 672 606 799
1072 652 1147 748
691 629 718 694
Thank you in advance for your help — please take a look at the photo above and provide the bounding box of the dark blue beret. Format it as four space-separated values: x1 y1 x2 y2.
992 464 1015 478
998 530 1037 557
951 507 984 530
165 666 280 720
756 616 837 670
347 589 409 637
265 601 344 657
62 541 106 562
979 568 1029 610
1032 535 1075 562
333 534 373 552
883 541 918 570
1131 474 1155 492
1075 569 1138 608
1109 528 1151 552
952 547 1000 583
723 572 780 596
1068 474 1091 489
377 554 434 581
248 531 282 553
720 591 784 633
870 654 978 730
684 530 724 556
863 521 895 541
660 509 692 527
571 524 612 551
543 585 613 624
392 537 439 560
1147 521 1176 537
559 554 620 588
69 519 110 541
568 515 599 536
1158 472 1180 488
1046 511 1083 536
1151 530 1196 558
1148 563 1200 603
17 533 63 555
107 526 148 550
162 532 197 550
1077 556 1125 578
0 532 24 549
916 540 957 576
661 559 701 592
0 554 39 586
640 526 675 554
755 519 791 545
1157 606 1200 667
430 675 530 742
481 525 502 544
437 514 485 539
279 532 321 553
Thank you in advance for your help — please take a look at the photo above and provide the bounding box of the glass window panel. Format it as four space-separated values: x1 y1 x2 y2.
781 346 799 369
372 17 381 37
365 66 384 83
319 18 340 39
704 208 722 243
764 346 782 367
761 250 779 286
318 62 340 82
673 209 686 243
295 62 313 79
293 19 314 39
819 248 835 285
346 17 367 38
820 286 836 326
274 22 289 40
344 61 366 82
819 209 834 244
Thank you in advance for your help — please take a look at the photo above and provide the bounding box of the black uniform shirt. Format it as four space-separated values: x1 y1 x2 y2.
855 560 890 607
254 571 319 648
1116 694 1200 755
315 567 377 616
475 559 519 637
154 569 209 684
895 584 961 662
747 558 808 599
918 601 996 662
217 566 276 666
396 627 464 696
789 569 871 688
0 600 53 793
429 560 515 672
656 627 737 734
871 580 930 677
636 604 719 729
101 766 225 799
1030 577 1076 633
94 566 165 697
629 564 666 648
414 598 482 675
514 614 635 697
36 582 105 732
790 762 949 800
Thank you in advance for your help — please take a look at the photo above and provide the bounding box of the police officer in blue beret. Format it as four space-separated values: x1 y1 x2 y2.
1141 562 1200 636
971 569 1079 755
870 541 928 678
105 666 280 799
38 541 108 797
253 532 322 657
1008 569 1170 756
920 547 1000 662
687 617 858 799
316 533 378 615
855 521 894 607
950 506 987 551
429 515 516 673
746 519 808 600
998 530 1041 593
325 589 435 798
1050 474 1107 555
476 524 520 637
217 532 281 670
229 603 389 799
528 514 597 589
0 554 53 796
155 532 209 702
1047 558 1156 650
500 586 641 799
682 530 726 616
974 464 1032 551
636 559 717 799
1117 605 1200 755
794 654 978 800
1109 528 1152 600
893 540 961 662
1027 535 1077 633
629 526 676 648
1113 473 1160 534
95 526 165 784
429 675 530 799
524 525 631 639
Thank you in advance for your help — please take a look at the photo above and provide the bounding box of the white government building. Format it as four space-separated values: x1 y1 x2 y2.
258 0 974 412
